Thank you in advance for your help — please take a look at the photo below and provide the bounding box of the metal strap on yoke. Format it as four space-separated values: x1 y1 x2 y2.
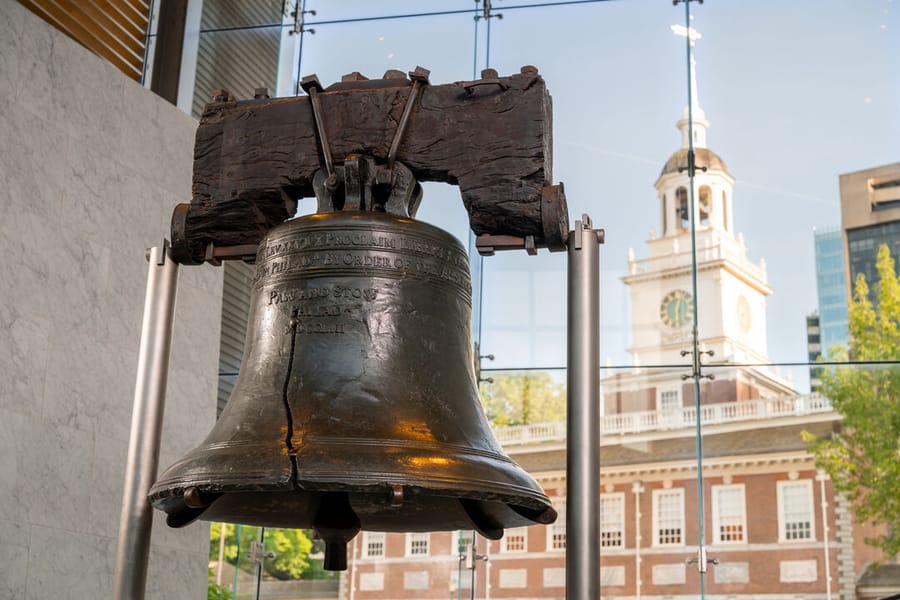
300 75 336 186
387 67 430 170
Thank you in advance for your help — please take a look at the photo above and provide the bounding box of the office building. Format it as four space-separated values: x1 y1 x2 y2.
840 163 900 305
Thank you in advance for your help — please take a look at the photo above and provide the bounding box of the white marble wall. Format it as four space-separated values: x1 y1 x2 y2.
0 2 222 598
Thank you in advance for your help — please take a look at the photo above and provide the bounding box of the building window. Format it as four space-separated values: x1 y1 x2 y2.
653 488 684 546
600 493 625 548
676 186 689 229
778 480 814 541
363 531 386 558
699 185 711 226
502 528 527 553
658 388 680 412
712 484 746 543
406 532 430 556
657 388 682 427
455 530 475 556
548 506 566 551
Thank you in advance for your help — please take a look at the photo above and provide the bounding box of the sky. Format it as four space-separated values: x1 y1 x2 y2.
284 0 899 391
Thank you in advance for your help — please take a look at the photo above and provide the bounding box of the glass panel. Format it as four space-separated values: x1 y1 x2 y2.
200 2 899 599
200 0 283 30
220 524 263 599
480 369 566 427
192 26 282 116
209 525 336 599
695 1 897 597
305 0 472 23
296 10 477 87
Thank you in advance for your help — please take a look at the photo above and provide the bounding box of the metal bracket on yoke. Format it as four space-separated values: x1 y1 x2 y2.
306 68 430 219
312 155 423 218
476 183 573 256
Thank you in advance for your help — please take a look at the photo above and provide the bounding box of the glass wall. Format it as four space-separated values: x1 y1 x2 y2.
183 1 900 598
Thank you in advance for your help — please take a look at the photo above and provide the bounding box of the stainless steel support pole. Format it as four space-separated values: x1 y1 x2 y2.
566 215 601 600
113 245 180 600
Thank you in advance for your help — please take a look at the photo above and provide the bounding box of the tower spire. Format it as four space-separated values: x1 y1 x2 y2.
671 24 708 149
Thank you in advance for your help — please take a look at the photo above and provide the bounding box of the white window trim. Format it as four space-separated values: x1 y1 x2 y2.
777 479 816 543
546 501 566 552
600 492 625 549
454 530 475 557
656 387 683 428
405 532 430 557
652 488 685 547
711 484 747 545
656 386 681 412
501 527 528 553
362 531 386 559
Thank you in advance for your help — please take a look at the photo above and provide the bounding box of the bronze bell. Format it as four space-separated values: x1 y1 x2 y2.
149 210 557 569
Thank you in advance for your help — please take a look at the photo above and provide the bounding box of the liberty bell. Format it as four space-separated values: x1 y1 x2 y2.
151 68 567 570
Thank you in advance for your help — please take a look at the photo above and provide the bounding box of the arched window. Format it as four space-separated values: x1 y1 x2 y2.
699 186 711 226
676 187 689 229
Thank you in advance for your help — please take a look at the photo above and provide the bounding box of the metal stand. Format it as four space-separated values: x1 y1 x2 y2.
566 215 602 600
112 245 180 600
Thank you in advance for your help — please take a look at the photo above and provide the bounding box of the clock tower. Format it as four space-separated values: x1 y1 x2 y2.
606 33 794 415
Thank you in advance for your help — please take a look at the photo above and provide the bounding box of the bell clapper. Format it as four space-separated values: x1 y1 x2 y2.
390 484 404 507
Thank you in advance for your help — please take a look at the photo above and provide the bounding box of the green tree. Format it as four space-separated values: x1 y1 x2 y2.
264 528 313 580
481 371 566 427
207 568 231 600
209 524 314 580
805 244 900 556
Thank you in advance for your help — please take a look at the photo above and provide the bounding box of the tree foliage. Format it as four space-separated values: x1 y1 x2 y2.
481 371 566 427
209 524 314 581
207 568 231 600
805 244 900 556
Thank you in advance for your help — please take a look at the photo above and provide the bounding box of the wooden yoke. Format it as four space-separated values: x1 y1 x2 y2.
170 66 569 265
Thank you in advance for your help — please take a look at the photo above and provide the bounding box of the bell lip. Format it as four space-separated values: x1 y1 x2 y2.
152 487 555 533
149 476 556 530
150 475 553 512
148 438 551 510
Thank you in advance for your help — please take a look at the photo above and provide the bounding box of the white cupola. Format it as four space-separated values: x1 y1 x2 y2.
654 51 735 239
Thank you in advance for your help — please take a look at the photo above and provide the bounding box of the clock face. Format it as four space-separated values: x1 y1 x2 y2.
659 289 694 329
736 295 751 333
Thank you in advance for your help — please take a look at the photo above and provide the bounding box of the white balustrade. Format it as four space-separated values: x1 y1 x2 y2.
494 393 834 446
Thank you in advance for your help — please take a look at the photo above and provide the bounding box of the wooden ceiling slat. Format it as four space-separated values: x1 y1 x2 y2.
51 0 144 65
100 0 150 31
20 0 148 81
75 1 147 55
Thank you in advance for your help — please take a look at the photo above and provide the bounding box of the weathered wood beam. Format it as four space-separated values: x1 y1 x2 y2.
172 67 568 264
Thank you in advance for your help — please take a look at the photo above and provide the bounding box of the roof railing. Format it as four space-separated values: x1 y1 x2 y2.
493 393 834 446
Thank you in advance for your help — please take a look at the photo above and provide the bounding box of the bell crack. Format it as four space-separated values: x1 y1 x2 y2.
282 308 301 485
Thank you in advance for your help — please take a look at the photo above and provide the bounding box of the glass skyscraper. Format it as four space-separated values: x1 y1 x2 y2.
813 228 849 358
